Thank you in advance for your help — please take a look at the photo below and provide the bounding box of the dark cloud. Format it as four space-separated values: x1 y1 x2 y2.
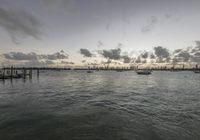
61 61 75 65
99 48 132 64
154 46 170 63
3 52 38 61
191 48 199 53
150 53 155 59
137 51 149 63
0 6 43 43
121 55 131 64
135 56 141 63
172 49 191 63
99 48 121 60
80 48 93 57
176 50 191 62
140 51 149 59
1 50 70 67
171 41 200 63
41 50 69 60
184 41 200 63
3 50 68 61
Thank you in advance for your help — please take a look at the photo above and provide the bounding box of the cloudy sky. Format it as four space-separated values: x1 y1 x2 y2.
0 0 200 66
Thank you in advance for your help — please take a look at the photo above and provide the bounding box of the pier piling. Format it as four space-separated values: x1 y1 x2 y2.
23 68 26 79
37 68 39 78
29 68 32 79
11 66 13 80
0 67 45 80
3 68 5 80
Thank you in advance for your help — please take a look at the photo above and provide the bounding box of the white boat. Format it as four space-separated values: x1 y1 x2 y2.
136 69 152 75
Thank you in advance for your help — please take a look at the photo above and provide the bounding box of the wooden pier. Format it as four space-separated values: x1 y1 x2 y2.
0 67 40 80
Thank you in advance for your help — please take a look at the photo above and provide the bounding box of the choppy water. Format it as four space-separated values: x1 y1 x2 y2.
0 71 200 140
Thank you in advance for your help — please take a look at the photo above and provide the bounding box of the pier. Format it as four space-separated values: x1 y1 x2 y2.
0 67 72 80
0 67 40 80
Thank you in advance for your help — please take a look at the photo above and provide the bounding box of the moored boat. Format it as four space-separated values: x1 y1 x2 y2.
116 69 124 72
87 70 94 73
12 74 24 79
194 70 200 74
136 69 152 75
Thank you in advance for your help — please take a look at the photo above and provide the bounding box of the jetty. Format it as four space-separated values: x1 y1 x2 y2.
0 67 73 80
0 67 38 80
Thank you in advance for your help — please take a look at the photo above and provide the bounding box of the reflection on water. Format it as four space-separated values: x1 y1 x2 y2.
0 71 200 140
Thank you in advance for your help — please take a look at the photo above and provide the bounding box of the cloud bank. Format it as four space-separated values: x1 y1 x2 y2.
80 49 93 57
1 50 70 67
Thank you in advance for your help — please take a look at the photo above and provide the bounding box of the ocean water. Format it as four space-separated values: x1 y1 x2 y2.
0 71 200 140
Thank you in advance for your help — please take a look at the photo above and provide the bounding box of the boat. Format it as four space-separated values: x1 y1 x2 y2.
194 70 200 74
87 70 94 73
136 69 152 75
116 69 124 72
12 74 24 79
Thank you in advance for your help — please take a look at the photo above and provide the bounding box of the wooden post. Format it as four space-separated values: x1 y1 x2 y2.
29 68 32 79
23 68 26 79
37 68 39 78
3 68 5 80
11 66 13 79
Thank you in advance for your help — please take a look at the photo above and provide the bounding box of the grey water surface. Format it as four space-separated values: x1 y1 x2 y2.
0 71 200 140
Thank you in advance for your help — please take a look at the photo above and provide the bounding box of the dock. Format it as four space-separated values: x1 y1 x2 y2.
0 67 39 80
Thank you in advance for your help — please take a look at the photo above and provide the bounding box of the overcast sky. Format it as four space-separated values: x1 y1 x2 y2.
0 0 200 65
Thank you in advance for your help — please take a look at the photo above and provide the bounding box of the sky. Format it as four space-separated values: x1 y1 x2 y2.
0 0 200 67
